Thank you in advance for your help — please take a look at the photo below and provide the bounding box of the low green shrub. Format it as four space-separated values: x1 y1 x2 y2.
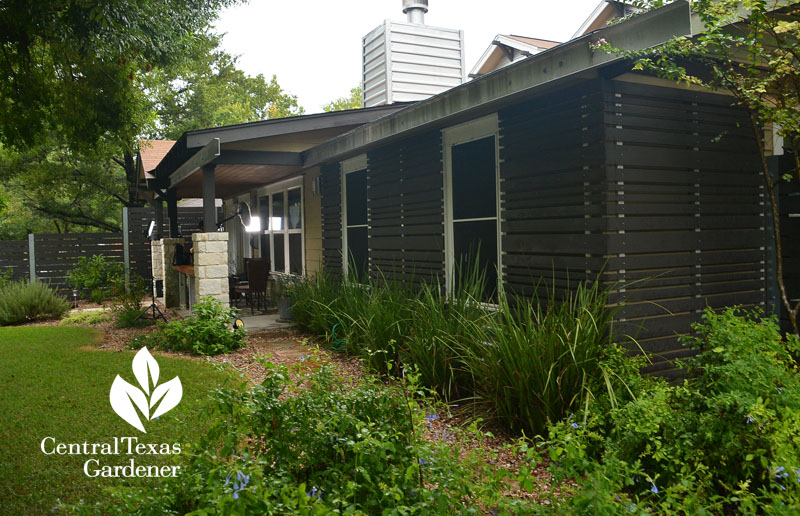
114 308 153 329
527 308 800 514
0 280 70 326
130 296 245 355
68 359 534 515
67 254 123 304
59 309 112 326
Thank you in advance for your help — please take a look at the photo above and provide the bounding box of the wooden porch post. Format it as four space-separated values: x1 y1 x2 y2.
152 196 164 239
167 189 179 237
202 164 217 233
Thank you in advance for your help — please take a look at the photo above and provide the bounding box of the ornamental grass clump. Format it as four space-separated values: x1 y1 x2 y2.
291 270 624 436
0 279 69 326
403 278 489 401
461 279 622 435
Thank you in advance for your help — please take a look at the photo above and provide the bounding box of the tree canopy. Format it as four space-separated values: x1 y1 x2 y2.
0 0 240 151
147 33 304 140
322 85 363 112
0 7 306 237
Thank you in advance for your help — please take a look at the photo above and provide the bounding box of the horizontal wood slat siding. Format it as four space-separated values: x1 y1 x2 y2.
601 79 765 376
367 131 445 284
499 81 606 299
320 162 343 276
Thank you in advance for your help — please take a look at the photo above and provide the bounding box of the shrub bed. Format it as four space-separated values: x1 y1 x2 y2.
67 254 123 304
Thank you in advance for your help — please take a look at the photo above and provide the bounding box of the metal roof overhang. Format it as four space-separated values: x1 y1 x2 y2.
303 0 701 167
151 104 407 199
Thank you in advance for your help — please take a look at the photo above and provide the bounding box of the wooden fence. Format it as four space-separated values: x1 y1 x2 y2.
0 206 219 292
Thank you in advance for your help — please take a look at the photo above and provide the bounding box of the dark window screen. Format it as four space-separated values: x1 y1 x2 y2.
346 226 368 281
346 170 368 226
451 136 496 221
273 234 285 272
453 214 497 300
289 233 302 274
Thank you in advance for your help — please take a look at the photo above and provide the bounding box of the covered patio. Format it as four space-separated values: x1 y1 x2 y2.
142 105 404 312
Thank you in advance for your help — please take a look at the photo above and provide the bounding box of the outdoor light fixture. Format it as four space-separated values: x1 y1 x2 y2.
244 216 261 233
216 200 261 232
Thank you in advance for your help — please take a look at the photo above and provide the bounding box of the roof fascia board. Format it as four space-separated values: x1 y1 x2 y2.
185 105 404 149
304 0 694 168
169 138 220 188
469 36 501 77
572 1 615 39
469 34 543 78
494 34 542 52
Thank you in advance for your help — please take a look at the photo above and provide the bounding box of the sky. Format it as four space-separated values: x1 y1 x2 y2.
215 0 603 113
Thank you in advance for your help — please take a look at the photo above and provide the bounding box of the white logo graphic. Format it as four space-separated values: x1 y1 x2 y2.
109 348 182 433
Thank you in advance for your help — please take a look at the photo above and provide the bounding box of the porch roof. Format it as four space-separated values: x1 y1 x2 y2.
150 104 406 199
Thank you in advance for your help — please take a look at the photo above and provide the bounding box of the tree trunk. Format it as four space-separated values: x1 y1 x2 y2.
750 115 799 336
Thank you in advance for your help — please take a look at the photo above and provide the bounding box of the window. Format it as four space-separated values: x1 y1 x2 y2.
444 115 500 300
342 155 368 280
257 178 304 275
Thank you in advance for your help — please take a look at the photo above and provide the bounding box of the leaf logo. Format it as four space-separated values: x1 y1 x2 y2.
109 347 182 433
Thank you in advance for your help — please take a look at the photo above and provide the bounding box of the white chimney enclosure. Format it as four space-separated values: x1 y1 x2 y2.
363 1 466 107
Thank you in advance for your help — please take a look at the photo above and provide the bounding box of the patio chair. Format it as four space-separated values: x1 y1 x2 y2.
234 258 269 314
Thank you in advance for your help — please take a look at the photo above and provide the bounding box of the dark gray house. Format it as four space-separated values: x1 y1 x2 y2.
147 1 796 377
303 1 790 376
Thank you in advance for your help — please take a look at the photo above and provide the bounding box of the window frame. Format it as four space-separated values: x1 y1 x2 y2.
442 114 502 297
256 176 305 276
341 154 368 278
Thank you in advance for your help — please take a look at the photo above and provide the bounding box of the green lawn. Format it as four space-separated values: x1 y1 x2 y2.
0 326 231 514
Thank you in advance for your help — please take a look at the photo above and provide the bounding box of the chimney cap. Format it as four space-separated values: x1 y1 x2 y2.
402 0 429 14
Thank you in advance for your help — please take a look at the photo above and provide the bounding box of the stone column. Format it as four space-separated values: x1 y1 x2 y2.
152 237 184 308
151 239 164 304
192 232 229 306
